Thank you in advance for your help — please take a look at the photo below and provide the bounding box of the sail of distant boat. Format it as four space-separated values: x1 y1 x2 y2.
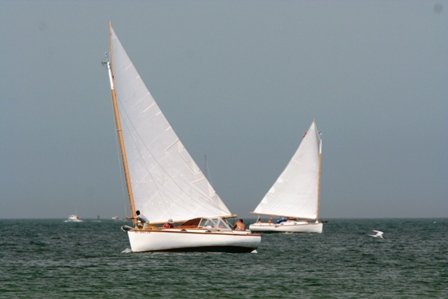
250 120 324 233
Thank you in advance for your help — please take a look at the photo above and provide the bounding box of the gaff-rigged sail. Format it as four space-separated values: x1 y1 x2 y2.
253 121 322 219
108 25 232 223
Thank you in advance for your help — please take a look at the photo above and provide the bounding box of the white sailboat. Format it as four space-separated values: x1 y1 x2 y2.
105 23 260 252
249 121 324 233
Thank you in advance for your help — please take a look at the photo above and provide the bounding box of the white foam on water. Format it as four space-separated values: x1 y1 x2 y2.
121 248 132 254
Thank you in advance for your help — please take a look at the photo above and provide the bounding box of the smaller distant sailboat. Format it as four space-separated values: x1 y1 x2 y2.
249 121 324 233
64 215 83 223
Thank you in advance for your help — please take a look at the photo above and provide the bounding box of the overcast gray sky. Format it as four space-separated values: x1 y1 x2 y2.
1 0 447 219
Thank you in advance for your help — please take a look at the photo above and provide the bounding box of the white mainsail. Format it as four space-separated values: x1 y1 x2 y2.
109 26 232 223
253 121 322 219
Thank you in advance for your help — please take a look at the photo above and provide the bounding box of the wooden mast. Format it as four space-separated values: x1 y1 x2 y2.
107 22 137 225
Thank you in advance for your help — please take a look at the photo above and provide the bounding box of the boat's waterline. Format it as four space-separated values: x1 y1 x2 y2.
127 229 261 253
249 221 323 233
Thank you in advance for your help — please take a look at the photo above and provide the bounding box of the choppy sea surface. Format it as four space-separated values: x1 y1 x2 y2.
0 218 447 298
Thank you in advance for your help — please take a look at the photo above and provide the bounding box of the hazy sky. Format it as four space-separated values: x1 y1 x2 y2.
1 0 447 219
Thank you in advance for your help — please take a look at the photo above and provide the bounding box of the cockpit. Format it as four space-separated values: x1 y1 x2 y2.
179 217 232 231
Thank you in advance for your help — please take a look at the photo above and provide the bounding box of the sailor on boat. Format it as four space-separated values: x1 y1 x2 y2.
163 219 175 229
136 210 149 228
233 219 246 231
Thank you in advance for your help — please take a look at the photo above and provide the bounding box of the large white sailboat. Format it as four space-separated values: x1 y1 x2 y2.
105 23 260 252
249 121 324 233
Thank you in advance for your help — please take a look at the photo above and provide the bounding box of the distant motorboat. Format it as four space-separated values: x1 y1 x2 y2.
64 215 83 223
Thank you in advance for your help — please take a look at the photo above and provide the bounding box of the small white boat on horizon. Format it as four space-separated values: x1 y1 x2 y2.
64 215 83 223
249 121 324 233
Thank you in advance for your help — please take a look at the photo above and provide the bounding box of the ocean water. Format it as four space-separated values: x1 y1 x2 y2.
0 219 447 298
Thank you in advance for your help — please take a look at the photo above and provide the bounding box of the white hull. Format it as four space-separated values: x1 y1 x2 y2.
249 221 323 233
127 229 261 253
64 215 83 222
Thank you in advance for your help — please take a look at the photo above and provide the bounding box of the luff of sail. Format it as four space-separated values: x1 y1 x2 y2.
253 121 322 220
108 26 232 223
